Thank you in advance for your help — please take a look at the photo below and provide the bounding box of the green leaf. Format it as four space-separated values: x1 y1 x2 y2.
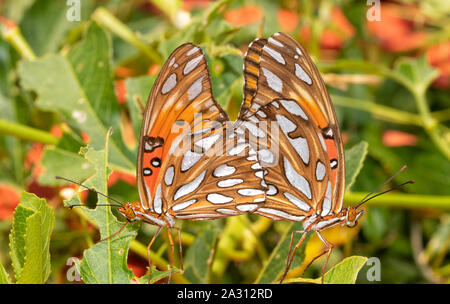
288 256 368 284
135 266 181 284
38 146 95 186
125 75 156 140
344 141 368 191
0 263 10 284
183 223 219 284
9 192 55 283
255 223 311 284
19 0 77 56
322 256 367 283
71 133 139 284
390 55 439 96
19 22 134 174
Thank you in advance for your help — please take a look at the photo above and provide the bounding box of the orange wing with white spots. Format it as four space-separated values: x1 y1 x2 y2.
137 43 265 218
240 32 345 219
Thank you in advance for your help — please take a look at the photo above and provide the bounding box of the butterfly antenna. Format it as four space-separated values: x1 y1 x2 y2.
55 176 123 207
354 165 412 209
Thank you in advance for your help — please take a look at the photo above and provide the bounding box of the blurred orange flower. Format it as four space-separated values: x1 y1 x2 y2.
382 130 418 147
115 80 127 104
426 42 450 89
367 4 427 52
224 5 263 27
0 184 20 220
277 9 299 33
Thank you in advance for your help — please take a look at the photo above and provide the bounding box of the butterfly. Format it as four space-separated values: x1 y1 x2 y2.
116 43 268 283
235 32 363 283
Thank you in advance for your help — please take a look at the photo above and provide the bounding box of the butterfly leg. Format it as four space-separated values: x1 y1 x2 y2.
172 226 184 271
147 226 162 284
315 230 334 284
279 230 307 284
166 227 175 284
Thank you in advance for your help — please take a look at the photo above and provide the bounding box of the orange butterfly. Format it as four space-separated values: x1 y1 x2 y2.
116 43 267 283
239 32 410 283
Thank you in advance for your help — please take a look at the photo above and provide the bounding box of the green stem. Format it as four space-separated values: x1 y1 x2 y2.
0 119 58 145
92 7 162 63
344 192 450 210
413 91 450 160
1 25 37 61
149 0 180 22
331 95 424 126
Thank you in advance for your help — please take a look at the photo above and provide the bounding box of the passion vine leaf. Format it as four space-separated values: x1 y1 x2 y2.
64 131 139 284
287 256 368 284
125 75 156 142
183 223 219 284
344 141 368 191
8 192 55 283
135 267 181 284
390 55 439 96
0 262 11 284
255 223 311 284
19 22 135 174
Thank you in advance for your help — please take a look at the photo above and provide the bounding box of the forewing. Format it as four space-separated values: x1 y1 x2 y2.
137 43 228 210
239 32 345 216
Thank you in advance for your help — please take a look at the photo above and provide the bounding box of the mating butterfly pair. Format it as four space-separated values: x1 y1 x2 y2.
111 32 367 284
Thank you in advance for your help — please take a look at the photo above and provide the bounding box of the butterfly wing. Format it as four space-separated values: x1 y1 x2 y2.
138 43 265 217
240 32 345 218
138 43 228 210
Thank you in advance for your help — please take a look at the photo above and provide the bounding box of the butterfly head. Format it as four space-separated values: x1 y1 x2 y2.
344 206 364 228
118 202 141 222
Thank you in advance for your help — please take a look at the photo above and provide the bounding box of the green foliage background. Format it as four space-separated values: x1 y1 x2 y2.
0 0 449 284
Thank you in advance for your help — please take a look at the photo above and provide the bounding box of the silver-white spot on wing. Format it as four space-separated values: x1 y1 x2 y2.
206 193 233 204
218 178 244 188
184 55 203 75
316 161 326 181
266 184 278 196
213 164 236 177
217 208 240 215
257 208 306 221
188 76 204 101
153 184 162 214
283 192 310 212
186 46 199 56
295 63 312 85
162 73 177 94
228 144 248 156
236 204 258 212
268 37 284 47
243 122 266 138
280 99 308 120
172 199 197 211
194 134 220 151
276 114 309 164
257 149 274 164
276 114 296 133
263 45 285 65
173 170 206 200
165 165 174 186
283 157 312 199
237 189 265 196
320 182 332 216
181 150 203 172
262 67 283 93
